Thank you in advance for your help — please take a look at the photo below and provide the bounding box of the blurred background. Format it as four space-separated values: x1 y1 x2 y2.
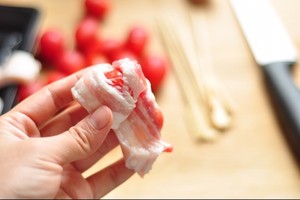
0 0 300 198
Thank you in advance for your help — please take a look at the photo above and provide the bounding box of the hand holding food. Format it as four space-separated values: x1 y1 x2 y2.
72 58 173 177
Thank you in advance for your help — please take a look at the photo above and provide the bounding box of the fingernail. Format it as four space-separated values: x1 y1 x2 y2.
90 106 112 130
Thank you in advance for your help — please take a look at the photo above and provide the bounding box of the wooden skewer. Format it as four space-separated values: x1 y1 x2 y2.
187 11 234 131
157 11 235 140
183 9 233 130
157 17 217 141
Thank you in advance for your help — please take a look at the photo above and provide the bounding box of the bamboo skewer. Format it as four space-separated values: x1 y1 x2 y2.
157 18 217 141
188 11 234 130
157 11 234 141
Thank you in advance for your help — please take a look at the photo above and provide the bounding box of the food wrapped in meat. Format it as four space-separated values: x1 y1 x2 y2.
71 58 172 176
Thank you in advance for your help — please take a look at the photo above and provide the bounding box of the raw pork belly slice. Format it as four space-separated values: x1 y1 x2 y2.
71 58 172 176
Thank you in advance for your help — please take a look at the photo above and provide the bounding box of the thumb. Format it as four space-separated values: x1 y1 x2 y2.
43 105 113 165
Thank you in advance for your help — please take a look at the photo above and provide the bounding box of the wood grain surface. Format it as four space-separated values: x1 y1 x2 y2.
0 0 300 198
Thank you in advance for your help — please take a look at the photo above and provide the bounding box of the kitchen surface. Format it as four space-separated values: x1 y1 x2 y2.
0 0 300 198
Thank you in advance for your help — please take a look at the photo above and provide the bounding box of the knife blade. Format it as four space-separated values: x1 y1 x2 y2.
230 0 300 158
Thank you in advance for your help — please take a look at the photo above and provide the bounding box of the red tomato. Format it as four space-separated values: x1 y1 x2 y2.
112 50 138 62
46 70 67 84
141 54 168 93
100 38 123 62
81 37 103 57
17 80 45 102
155 108 164 130
105 68 123 89
38 29 65 63
84 0 111 20
85 52 107 66
75 17 99 53
56 50 86 75
125 26 149 56
105 68 122 80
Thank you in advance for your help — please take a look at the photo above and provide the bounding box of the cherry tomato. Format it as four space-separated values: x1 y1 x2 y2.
141 54 168 93
100 38 123 62
112 50 138 62
139 89 164 129
84 0 111 20
85 52 107 66
81 36 103 57
56 50 86 75
105 68 123 89
17 80 45 102
46 70 67 84
75 17 99 53
155 107 164 130
38 29 65 63
125 26 149 56
80 36 105 66
105 68 122 79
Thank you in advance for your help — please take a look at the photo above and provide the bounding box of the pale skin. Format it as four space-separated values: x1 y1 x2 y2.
0 68 135 199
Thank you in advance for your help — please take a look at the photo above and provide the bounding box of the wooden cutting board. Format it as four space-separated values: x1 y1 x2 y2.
1 0 300 198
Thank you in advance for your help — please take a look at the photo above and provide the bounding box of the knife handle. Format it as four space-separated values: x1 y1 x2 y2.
262 62 300 157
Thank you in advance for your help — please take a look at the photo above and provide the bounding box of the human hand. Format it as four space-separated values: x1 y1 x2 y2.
0 69 135 199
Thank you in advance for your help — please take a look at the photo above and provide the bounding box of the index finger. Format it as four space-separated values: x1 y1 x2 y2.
12 68 90 127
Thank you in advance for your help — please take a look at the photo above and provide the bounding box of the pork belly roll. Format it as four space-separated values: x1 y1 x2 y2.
71 58 172 176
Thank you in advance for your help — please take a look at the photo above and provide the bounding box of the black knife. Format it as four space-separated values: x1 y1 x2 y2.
230 0 300 158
